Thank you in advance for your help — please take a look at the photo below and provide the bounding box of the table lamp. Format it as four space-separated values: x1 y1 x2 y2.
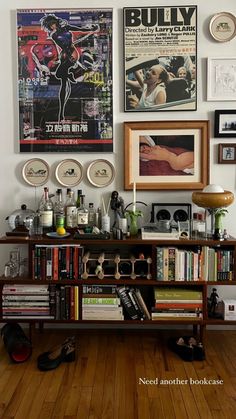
192 184 234 237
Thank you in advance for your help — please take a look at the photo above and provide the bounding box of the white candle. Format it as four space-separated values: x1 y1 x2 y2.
132 181 136 212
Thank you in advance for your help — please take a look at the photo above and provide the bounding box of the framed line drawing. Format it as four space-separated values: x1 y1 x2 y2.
209 12 236 43
55 159 83 187
124 120 209 190
22 158 49 186
123 6 197 112
207 58 236 101
214 110 236 137
87 159 115 187
218 143 236 164
17 8 113 152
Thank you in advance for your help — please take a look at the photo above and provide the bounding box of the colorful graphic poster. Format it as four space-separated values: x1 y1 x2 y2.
17 9 113 152
124 6 197 112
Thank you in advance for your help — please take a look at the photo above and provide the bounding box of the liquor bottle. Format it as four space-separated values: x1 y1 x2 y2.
76 190 82 208
53 189 65 229
65 190 77 228
39 187 53 233
77 194 88 229
88 203 96 227
95 207 102 229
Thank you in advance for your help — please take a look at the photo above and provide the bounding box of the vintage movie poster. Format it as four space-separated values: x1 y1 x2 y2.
17 9 113 152
124 6 197 112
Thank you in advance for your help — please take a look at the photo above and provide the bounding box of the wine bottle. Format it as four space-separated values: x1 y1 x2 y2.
39 187 53 233
77 195 88 229
65 190 77 228
53 189 65 229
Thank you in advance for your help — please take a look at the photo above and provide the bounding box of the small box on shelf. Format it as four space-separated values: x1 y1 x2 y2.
222 300 236 320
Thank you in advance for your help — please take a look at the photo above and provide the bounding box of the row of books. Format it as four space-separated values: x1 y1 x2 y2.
156 246 234 282
152 287 203 320
32 245 83 281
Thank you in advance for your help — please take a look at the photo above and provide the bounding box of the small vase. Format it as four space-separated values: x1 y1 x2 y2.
130 217 139 236
125 210 143 237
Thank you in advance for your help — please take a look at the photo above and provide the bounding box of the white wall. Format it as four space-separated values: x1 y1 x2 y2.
1 0 236 234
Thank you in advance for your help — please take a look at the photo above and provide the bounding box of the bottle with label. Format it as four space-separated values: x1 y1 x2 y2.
77 195 88 229
39 187 53 233
53 189 65 229
88 203 96 227
65 190 77 228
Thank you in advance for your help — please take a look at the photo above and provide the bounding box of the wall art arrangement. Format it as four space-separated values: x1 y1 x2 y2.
218 144 236 164
22 159 115 188
124 120 209 190
207 58 236 101
123 6 197 112
214 110 236 137
17 8 113 153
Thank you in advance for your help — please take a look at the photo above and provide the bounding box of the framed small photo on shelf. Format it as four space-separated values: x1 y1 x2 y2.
215 110 236 138
218 143 236 164
207 58 236 101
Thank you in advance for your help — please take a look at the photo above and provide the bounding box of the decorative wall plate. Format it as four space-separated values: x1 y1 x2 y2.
22 159 49 186
55 159 83 187
87 159 115 188
209 12 236 42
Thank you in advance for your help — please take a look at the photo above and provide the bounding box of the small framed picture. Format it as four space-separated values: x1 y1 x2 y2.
218 143 236 164
215 110 236 137
207 58 236 101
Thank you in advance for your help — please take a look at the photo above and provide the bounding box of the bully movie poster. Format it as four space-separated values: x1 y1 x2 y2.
17 9 113 152
124 6 197 112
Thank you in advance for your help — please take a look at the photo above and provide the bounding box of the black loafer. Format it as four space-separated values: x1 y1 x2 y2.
168 337 194 362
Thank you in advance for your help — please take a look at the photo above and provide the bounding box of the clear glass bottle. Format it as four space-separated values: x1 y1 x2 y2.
53 188 65 228
88 203 96 227
65 190 77 228
95 207 102 229
39 187 53 233
77 195 89 229
4 249 20 278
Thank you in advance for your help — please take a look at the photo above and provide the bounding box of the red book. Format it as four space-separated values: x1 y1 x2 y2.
52 247 59 281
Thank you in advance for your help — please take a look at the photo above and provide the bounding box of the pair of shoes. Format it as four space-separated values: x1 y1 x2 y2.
37 336 76 371
168 336 205 362
168 336 194 361
182 336 205 361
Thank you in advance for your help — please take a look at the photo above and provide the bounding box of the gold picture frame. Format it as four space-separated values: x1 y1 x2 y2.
124 120 209 190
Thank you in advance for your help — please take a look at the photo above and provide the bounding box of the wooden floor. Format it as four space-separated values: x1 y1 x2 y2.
0 328 236 419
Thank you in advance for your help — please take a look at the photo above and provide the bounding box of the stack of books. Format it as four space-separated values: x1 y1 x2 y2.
2 284 53 319
82 294 124 320
152 287 203 320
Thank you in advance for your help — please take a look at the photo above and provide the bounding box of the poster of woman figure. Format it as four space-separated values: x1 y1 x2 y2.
17 8 113 152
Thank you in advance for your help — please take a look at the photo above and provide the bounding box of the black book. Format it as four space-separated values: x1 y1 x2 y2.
116 286 139 320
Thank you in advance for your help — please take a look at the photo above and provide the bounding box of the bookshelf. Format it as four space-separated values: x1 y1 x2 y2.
1 235 236 341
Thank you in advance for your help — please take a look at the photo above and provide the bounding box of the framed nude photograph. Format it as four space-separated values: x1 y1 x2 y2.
124 120 209 190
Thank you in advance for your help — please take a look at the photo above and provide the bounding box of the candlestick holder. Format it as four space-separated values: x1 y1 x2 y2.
125 210 143 237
